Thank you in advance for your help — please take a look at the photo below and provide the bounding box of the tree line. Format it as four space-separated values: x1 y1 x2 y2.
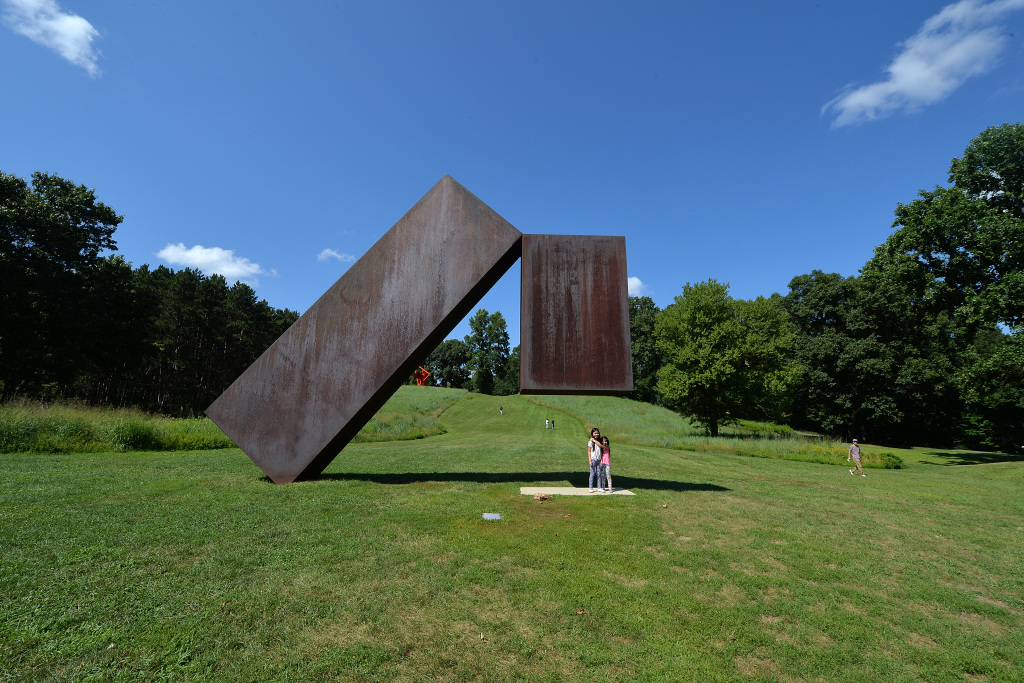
418 309 520 395
4 123 1021 451
1 171 298 415
631 123 1024 452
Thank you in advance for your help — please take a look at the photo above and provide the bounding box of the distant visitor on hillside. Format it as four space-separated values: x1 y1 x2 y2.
849 439 865 477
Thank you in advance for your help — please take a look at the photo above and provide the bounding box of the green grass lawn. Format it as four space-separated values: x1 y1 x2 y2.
2 390 1022 681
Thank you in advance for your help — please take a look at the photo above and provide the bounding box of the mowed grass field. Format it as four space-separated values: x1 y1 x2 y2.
1 390 1022 682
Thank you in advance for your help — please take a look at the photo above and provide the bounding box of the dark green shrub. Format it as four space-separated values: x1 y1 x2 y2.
108 419 158 452
880 452 904 469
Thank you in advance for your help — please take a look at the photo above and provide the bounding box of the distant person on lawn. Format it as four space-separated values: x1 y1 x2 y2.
849 439 865 477
588 428 603 492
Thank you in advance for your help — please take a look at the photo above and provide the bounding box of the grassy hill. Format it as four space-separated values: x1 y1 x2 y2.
2 388 1021 681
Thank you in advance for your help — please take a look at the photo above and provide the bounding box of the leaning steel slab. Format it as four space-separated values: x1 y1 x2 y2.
206 176 523 483
519 234 633 395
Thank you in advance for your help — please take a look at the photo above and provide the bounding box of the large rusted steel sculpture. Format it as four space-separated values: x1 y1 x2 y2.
520 234 633 395
207 176 632 483
207 176 523 483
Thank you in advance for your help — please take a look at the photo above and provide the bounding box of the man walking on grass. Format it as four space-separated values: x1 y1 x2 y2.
849 439 865 477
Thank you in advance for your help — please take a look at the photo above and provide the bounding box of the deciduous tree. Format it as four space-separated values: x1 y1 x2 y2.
656 280 798 436
0 171 122 398
464 309 509 395
628 295 662 404
424 339 471 388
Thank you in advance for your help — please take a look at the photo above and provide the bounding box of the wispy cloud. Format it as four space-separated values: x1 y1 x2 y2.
823 0 1024 127
157 243 266 284
628 276 648 296
317 248 357 263
2 0 101 77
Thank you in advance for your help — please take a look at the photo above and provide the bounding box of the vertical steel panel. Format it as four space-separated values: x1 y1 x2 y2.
519 234 633 395
206 176 523 483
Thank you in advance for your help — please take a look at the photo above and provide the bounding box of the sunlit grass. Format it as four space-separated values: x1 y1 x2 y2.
351 385 468 443
2 392 1020 681
525 394 903 469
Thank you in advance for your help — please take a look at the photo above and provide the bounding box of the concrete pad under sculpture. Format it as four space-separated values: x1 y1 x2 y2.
206 176 523 483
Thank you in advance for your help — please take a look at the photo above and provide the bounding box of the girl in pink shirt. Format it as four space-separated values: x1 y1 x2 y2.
599 436 613 492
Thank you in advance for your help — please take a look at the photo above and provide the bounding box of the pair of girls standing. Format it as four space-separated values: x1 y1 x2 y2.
587 427 613 492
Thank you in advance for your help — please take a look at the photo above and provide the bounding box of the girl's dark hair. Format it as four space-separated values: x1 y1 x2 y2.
601 436 610 446
590 427 600 436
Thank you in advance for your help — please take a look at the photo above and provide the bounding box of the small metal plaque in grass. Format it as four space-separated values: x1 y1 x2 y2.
482 513 501 520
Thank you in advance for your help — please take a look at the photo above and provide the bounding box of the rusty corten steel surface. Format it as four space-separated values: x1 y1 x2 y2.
519 234 633 395
206 176 523 483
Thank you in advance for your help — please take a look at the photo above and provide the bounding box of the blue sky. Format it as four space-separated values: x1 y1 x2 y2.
4 0 1024 347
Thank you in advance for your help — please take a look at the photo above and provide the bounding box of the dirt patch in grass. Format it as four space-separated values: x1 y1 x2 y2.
758 586 789 603
937 577 985 592
768 628 797 645
716 583 749 606
906 632 938 649
603 571 649 590
811 632 835 646
840 601 867 616
976 595 1016 613
305 620 375 649
735 653 778 677
959 612 1004 635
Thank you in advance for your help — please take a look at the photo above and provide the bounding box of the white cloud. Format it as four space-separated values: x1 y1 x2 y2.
823 0 1024 127
157 243 265 284
2 0 101 77
628 276 648 296
317 248 357 263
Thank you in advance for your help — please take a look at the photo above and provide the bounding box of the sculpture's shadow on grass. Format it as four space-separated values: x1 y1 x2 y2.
311 471 730 492
917 451 1024 466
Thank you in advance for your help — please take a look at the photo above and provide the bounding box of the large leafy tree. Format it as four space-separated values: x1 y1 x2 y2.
464 309 510 395
734 294 801 423
628 295 663 404
784 261 968 445
955 328 1024 452
784 270 928 442
493 344 521 396
655 280 798 436
656 280 741 436
424 339 471 388
883 123 1024 331
1 171 122 398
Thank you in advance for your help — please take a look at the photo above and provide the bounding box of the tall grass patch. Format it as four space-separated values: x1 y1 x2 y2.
351 385 468 443
0 400 233 453
2 386 468 455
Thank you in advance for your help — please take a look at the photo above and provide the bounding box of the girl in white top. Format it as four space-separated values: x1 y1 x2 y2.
587 428 603 492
